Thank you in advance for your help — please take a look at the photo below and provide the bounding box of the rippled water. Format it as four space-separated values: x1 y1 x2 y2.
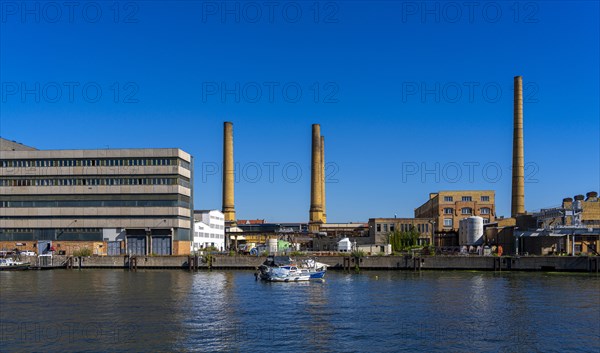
1 270 599 352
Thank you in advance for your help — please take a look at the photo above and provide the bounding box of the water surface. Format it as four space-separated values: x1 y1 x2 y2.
1 270 598 352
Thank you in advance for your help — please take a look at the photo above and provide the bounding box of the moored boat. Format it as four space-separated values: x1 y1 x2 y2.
0 258 31 271
256 255 327 282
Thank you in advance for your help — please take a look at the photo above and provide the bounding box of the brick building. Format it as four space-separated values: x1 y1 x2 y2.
414 190 496 246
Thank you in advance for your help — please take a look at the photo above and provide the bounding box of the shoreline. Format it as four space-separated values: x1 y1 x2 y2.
8 254 599 273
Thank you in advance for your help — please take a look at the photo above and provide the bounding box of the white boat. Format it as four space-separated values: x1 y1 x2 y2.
0 258 30 271
266 266 312 282
256 255 327 282
265 266 326 282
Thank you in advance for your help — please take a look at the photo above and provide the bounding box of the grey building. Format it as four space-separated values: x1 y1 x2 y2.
0 138 193 256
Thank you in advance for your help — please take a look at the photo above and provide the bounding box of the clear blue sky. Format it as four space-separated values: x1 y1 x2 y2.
1 1 598 222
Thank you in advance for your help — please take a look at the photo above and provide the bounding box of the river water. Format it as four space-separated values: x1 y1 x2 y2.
1 270 599 352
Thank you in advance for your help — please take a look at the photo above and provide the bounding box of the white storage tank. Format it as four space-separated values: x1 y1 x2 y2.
267 239 278 254
459 216 484 245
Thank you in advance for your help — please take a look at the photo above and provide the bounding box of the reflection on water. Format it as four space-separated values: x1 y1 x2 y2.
1 270 598 352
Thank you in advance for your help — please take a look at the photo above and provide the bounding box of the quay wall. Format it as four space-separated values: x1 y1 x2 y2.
18 254 599 272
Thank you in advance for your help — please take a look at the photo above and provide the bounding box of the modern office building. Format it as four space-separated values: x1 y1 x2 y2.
0 138 193 256
193 210 225 251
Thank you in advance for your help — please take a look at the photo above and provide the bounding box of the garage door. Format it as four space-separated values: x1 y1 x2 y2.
127 236 146 255
152 236 171 255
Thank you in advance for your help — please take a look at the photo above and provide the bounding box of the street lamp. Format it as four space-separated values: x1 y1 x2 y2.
428 220 436 248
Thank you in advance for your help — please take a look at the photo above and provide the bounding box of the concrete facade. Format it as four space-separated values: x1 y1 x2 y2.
0 138 193 255
26 254 599 272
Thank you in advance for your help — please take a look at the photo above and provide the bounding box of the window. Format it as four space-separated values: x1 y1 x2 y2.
376 224 381 232
462 196 472 202
383 224 388 232
444 208 453 214
461 207 472 214
483 218 490 224
390 224 395 232
481 196 490 202
443 196 453 202
443 219 453 227
480 207 491 215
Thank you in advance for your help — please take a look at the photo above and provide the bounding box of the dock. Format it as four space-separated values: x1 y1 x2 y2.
15 254 600 272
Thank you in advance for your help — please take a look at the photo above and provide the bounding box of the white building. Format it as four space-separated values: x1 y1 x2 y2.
193 210 225 251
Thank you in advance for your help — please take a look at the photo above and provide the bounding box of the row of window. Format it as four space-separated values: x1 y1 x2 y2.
193 243 223 250
376 223 430 234
1 177 190 187
0 228 101 233
443 218 490 227
443 207 491 215
1 158 190 170
0 200 189 208
194 232 224 239
443 196 490 202
210 215 224 221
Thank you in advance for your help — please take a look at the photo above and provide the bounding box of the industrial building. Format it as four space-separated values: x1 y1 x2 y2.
0 138 194 256
193 210 225 251
368 218 434 245
536 192 600 228
414 190 496 246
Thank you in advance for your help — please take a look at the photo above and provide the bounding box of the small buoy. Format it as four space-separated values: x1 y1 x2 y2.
375 276 379 280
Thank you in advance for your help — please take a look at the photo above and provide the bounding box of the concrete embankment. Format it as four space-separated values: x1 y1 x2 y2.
19 254 600 272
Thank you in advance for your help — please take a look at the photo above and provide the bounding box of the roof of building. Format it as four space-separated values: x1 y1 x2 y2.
0 138 191 159
369 218 433 222
237 219 266 225
0 138 37 151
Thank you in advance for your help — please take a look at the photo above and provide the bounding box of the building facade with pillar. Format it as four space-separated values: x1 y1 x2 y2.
0 138 194 256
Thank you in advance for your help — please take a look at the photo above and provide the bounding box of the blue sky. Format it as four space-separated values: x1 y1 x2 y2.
1 1 598 222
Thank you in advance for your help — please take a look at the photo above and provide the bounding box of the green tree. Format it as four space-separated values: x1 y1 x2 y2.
388 227 421 252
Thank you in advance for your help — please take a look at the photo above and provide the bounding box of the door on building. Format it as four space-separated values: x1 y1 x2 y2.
127 237 146 256
152 236 171 255
107 241 122 256
37 240 52 255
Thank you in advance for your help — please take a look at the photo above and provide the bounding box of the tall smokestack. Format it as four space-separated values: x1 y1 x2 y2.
223 122 236 224
511 76 525 217
321 135 327 224
309 124 323 231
